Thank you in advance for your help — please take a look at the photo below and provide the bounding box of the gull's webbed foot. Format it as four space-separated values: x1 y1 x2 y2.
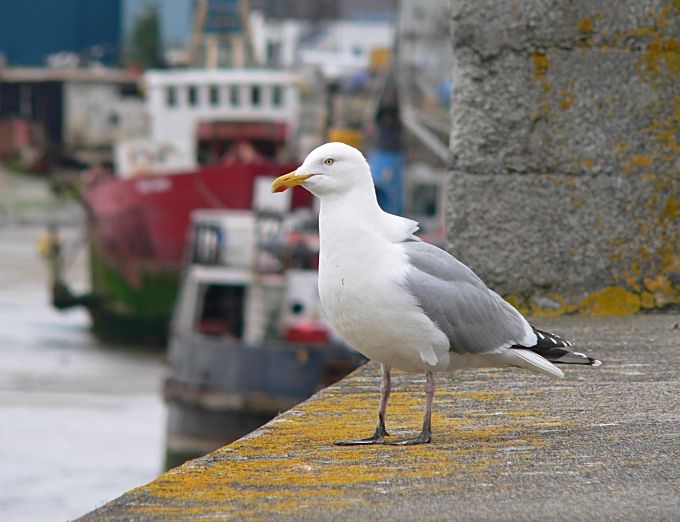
334 434 385 446
385 429 431 446
334 426 388 446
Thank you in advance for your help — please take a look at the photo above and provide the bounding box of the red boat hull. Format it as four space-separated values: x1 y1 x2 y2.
86 161 311 266
81 160 312 344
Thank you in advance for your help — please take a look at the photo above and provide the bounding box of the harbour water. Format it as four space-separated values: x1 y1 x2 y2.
0 170 167 521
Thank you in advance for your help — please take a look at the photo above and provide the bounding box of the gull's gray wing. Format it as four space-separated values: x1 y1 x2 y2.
402 240 534 354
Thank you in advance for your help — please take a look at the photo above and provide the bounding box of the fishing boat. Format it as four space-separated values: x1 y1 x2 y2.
48 68 312 344
164 205 365 467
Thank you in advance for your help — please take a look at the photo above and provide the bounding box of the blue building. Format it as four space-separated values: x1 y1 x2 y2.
0 0 122 66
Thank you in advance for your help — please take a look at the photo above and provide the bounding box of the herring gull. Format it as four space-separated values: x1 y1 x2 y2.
272 142 601 445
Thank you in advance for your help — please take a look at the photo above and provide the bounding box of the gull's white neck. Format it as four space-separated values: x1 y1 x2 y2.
318 187 417 244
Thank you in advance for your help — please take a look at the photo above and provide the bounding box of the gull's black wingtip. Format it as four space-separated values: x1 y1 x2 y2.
520 327 603 366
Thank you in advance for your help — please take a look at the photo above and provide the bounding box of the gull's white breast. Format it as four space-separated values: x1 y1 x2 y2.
318 222 450 372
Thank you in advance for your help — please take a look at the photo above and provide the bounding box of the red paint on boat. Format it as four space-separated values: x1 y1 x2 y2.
85 158 312 266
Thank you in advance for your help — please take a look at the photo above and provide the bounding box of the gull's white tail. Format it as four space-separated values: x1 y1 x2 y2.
496 348 565 379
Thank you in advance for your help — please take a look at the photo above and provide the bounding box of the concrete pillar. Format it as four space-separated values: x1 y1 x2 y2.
447 0 679 315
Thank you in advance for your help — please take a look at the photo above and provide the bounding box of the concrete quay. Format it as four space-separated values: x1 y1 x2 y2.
81 315 679 521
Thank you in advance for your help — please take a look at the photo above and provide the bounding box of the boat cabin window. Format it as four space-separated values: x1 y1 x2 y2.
195 284 245 339
272 85 283 107
192 224 223 265
209 85 220 106
251 85 261 106
229 85 240 106
166 86 177 107
188 85 198 107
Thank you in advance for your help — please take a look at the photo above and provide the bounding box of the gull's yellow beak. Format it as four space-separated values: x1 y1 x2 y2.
271 170 311 193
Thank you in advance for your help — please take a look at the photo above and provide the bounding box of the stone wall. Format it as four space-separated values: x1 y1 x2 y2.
447 0 679 315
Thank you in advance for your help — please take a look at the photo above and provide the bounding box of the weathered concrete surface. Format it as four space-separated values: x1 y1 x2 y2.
447 0 679 311
81 314 679 521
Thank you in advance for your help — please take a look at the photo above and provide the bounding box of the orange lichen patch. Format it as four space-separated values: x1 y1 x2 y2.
639 37 680 76
660 194 679 221
631 155 655 168
531 53 550 79
578 287 641 316
559 90 575 110
625 276 642 293
657 243 680 272
643 274 678 306
640 291 656 309
578 18 594 33
657 131 680 153
626 25 663 41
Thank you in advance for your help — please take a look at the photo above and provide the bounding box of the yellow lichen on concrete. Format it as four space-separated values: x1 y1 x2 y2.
532 54 550 78
643 274 677 307
506 275 678 317
559 89 575 110
503 294 530 316
640 291 657 309
640 36 680 76
123 371 565 520
658 131 680 153
660 194 679 221
578 18 594 34
578 287 641 316
631 155 655 168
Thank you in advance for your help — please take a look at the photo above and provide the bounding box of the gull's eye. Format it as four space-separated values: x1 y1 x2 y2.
324 158 334 166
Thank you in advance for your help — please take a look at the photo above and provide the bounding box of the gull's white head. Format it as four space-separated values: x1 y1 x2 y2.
271 142 374 198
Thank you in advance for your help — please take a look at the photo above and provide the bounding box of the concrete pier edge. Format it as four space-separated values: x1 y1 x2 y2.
81 315 679 521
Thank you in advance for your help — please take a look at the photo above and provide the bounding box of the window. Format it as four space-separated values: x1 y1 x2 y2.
272 85 283 107
192 225 223 265
195 284 245 338
166 86 177 107
187 85 198 106
229 85 240 106
209 85 220 106
251 85 261 106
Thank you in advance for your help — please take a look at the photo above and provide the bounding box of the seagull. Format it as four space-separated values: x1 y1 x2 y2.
272 142 601 446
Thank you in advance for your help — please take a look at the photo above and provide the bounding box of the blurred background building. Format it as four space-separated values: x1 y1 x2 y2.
0 0 122 66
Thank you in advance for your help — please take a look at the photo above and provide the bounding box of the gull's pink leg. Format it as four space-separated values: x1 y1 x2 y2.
335 364 391 445
386 371 434 445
